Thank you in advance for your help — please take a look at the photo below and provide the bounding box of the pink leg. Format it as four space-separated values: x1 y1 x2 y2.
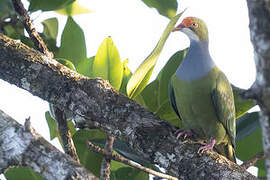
197 139 215 153
176 129 193 139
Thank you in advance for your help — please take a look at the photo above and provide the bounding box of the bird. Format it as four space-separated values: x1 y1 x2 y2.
169 17 236 162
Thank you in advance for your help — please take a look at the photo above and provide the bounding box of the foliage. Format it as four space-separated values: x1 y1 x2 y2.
0 0 263 179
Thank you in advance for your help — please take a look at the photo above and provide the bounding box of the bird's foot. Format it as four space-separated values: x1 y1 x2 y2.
176 130 193 140
197 139 215 154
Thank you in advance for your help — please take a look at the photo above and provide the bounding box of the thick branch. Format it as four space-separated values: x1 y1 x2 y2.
0 109 97 180
0 34 256 179
246 0 270 178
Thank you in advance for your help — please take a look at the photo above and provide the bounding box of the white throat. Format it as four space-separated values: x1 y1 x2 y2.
181 28 200 41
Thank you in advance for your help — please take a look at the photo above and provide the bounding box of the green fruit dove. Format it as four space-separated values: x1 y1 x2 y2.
169 17 236 162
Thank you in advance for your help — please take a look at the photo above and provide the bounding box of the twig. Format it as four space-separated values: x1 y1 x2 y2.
54 107 80 163
100 135 114 180
241 151 264 169
88 141 179 180
11 0 53 58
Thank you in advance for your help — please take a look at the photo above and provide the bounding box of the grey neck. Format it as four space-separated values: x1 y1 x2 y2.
175 40 215 81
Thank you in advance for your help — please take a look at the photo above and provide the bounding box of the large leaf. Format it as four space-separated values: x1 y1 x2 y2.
57 17 87 66
29 0 75 12
156 50 187 105
56 1 91 16
5 166 44 180
126 11 184 99
77 56 94 78
140 80 159 113
141 0 177 19
92 37 123 90
140 50 185 127
236 112 264 174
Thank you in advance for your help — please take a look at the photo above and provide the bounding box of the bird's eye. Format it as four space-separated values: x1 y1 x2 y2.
192 23 198 28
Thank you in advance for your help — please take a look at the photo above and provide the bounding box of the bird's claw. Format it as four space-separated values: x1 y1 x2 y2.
176 130 193 140
197 139 215 154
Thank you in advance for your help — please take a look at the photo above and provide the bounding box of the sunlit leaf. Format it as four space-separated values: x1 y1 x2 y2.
92 37 123 90
119 59 132 95
56 1 91 16
141 0 177 19
126 11 184 99
57 17 87 66
5 167 44 180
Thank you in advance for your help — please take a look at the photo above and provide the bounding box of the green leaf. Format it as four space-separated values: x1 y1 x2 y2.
55 58 76 71
92 37 123 90
77 56 94 77
73 129 132 177
126 11 184 99
112 167 148 180
0 0 15 20
119 59 132 95
156 50 187 105
141 0 177 19
5 166 45 180
232 85 256 119
236 112 264 173
45 111 58 140
155 100 182 127
57 17 87 66
236 112 260 141
141 80 159 113
42 18 58 40
29 0 75 12
55 1 91 16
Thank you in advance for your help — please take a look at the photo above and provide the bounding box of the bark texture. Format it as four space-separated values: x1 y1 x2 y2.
0 110 97 180
246 0 270 178
0 34 257 179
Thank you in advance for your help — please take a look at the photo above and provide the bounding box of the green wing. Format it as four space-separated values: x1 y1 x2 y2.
211 73 236 147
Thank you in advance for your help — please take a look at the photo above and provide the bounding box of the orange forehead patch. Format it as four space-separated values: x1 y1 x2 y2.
181 17 195 28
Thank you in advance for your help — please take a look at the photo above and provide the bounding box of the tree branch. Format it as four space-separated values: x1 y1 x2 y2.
246 0 270 178
241 151 264 170
0 109 97 180
11 0 53 58
100 135 114 180
54 107 80 163
88 141 178 180
0 34 257 179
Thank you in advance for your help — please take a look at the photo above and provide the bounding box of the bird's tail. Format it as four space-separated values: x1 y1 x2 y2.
215 142 236 163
